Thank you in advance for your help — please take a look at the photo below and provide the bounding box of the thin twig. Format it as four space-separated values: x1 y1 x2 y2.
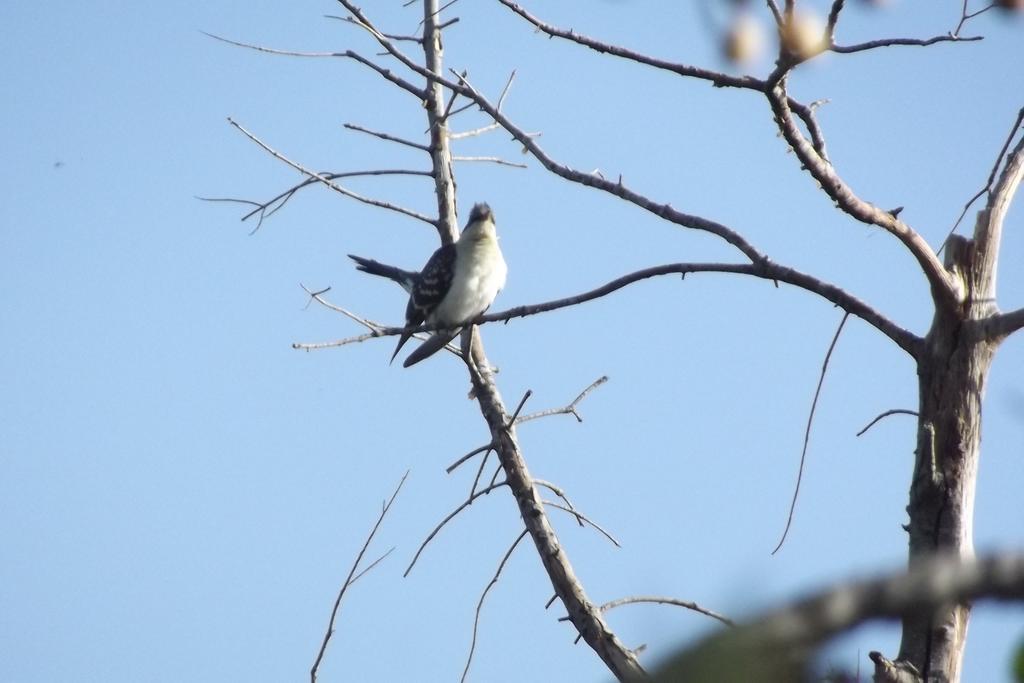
203 32 428 99
439 74 464 126
827 0 989 52
447 442 494 474
418 0 459 31
831 34 983 54
404 481 508 577
199 169 430 234
453 155 528 168
343 123 430 151
543 500 621 548
954 1 998 36
349 546 396 586
856 409 919 437
461 530 529 683
772 311 850 555
517 376 609 425
203 30 338 57
599 596 735 628
227 118 436 225
296 285 462 357
324 13 423 42
534 479 584 528
310 471 408 683
941 106 1024 253
300 284 388 331
505 390 533 429
470 448 494 498
449 70 518 139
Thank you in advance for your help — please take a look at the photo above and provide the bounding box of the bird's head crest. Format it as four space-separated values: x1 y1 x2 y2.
468 202 493 224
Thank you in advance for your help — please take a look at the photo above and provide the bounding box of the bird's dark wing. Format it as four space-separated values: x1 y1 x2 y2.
390 243 456 364
411 243 456 313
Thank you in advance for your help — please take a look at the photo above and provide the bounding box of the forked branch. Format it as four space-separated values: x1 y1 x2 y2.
764 86 959 311
227 117 436 226
517 376 609 425
311 471 408 683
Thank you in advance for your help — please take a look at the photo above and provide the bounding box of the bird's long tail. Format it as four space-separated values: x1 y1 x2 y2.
348 255 418 294
402 328 459 368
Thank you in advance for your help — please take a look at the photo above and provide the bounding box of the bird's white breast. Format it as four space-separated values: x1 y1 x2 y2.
430 233 507 326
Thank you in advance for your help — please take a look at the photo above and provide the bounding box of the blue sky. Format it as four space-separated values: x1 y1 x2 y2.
2 1 1022 681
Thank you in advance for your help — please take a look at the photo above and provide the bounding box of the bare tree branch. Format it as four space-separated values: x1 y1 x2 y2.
542 500 621 548
984 306 1024 340
343 123 430 151
599 596 735 629
226 118 437 225
517 376 609 425
831 34 983 54
825 0 845 43
203 32 429 100
826 0 987 53
452 155 528 168
461 530 529 683
856 409 919 437
449 70 517 140
467 389 532 499
447 442 494 474
772 311 849 555
461 340 646 679
972 134 1024 308
333 3 765 262
298 285 387 330
764 84 960 310
954 1 999 36
325 13 425 43
310 470 408 683
199 169 430 234
347 546 396 587
404 481 508 578
651 552 1024 682
533 479 584 528
497 0 760 90
292 285 463 356
477 262 921 359
495 0 829 159
943 106 1024 251
301 261 922 359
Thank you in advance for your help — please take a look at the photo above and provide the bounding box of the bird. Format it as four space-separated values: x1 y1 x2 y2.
349 202 507 367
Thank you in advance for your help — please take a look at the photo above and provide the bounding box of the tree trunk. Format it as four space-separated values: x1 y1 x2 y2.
896 235 998 683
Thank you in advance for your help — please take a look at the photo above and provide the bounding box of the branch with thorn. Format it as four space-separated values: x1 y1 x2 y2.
297 262 921 360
